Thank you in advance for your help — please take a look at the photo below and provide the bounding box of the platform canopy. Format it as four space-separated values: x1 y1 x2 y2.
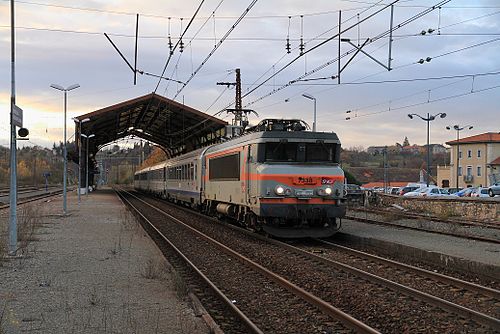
74 93 228 158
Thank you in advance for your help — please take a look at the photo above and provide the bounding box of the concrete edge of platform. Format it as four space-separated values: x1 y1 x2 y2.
112 188 223 334
336 232 500 281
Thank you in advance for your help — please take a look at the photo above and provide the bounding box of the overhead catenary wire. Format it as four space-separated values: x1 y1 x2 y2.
153 0 206 94
244 0 449 108
1 0 376 19
344 82 500 121
172 0 259 100
163 0 225 95
240 0 403 104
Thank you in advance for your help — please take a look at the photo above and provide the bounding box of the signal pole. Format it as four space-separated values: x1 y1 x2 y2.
8 0 17 256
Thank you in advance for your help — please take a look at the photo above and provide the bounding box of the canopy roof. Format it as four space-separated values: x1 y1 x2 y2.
74 93 227 158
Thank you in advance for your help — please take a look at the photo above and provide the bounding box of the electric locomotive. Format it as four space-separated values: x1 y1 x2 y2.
134 119 346 238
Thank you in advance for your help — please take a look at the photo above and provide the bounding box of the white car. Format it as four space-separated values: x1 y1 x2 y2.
470 187 490 198
403 187 428 197
419 187 449 197
404 187 447 197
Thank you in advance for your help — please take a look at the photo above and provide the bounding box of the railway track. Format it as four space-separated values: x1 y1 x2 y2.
304 239 500 318
0 188 63 210
118 188 500 333
350 206 500 230
344 211 500 245
115 187 376 333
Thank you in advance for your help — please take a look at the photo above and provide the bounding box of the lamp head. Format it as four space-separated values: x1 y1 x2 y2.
446 126 451 130
468 126 473 130
440 113 447 118
407 114 413 119
302 93 315 100
453 125 460 130
50 84 64 91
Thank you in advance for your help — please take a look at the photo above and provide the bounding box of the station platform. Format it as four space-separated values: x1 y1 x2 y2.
339 218 500 280
0 188 207 334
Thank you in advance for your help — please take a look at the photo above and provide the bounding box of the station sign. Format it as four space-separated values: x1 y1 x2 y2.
13 104 23 127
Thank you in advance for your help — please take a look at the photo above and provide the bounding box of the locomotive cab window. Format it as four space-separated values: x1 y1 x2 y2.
263 142 339 163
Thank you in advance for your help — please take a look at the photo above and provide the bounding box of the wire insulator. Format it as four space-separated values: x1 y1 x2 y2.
286 38 291 54
168 36 173 55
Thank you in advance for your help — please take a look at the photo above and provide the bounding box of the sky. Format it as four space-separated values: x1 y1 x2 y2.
0 0 499 150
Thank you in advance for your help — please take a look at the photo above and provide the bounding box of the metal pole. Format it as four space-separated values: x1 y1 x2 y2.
426 113 430 187
78 121 81 203
8 0 17 255
337 10 341 84
63 90 67 215
388 5 394 70
383 148 388 193
456 129 460 189
313 98 317 132
85 136 89 196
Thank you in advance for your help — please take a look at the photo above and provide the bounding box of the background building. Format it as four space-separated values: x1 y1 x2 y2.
438 132 500 188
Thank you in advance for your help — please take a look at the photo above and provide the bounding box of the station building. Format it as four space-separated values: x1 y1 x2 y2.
437 132 500 188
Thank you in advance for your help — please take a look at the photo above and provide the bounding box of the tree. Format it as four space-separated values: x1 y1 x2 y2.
344 169 361 185
402 136 410 147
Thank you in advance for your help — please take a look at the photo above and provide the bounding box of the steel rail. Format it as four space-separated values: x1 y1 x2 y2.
350 206 500 230
128 189 500 329
0 189 64 210
115 188 262 334
270 237 500 329
344 214 500 245
118 187 380 334
315 239 500 299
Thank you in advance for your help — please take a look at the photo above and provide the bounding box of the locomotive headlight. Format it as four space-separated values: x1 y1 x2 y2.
324 187 333 195
318 186 333 196
275 185 285 195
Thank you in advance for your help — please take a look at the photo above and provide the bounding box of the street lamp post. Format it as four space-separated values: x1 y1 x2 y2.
50 83 80 215
408 112 447 187
446 124 473 189
302 93 317 132
73 117 90 204
81 133 95 196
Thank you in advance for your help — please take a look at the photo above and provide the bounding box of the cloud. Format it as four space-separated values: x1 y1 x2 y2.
0 0 499 150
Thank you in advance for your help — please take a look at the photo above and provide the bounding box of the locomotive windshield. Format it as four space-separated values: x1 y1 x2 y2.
264 142 339 163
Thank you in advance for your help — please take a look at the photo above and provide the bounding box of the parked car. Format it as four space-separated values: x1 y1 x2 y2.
489 182 500 197
471 187 490 198
345 184 364 196
403 187 428 197
446 187 462 194
417 187 449 197
453 187 475 197
399 186 419 196
388 187 401 195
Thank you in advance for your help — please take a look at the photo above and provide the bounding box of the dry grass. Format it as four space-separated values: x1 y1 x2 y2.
0 302 7 334
172 271 189 299
141 258 167 280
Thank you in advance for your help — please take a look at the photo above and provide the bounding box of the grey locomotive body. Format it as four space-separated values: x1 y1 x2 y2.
134 122 346 238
